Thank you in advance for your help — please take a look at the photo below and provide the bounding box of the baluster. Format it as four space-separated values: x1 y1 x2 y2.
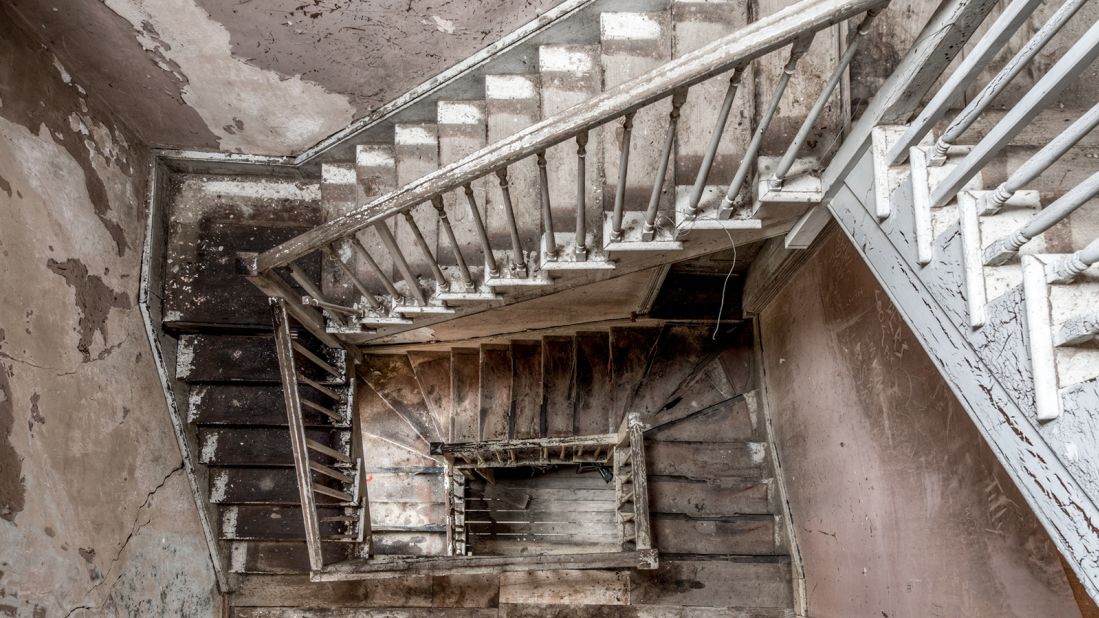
495 167 528 277
644 90 687 241
373 220 429 305
318 244 382 310
610 112 636 242
349 236 403 302
770 10 880 190
931 0 1087 165
1047 235 1099 284
687 65 747 215
980 101 1099 214
538 151 557 260
463 184 499 279
984 171 1099 266
401 210 449 292
431 195 475 289
575 131 589 261
931 18 1099 209
888 0 1051 165
719 34 814 219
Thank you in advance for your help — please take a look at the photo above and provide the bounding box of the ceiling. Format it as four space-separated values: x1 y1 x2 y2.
7 0 562 155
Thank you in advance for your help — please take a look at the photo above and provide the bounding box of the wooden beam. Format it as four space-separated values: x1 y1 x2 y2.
310 551 647 581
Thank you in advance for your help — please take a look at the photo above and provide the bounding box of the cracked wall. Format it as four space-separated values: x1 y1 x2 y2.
0 11 218 617
758 229 1086 617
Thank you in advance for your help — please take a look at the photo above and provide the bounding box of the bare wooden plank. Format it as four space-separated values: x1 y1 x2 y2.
609 327 662 427
366 472 444 503
499 569 629 605
651 514 777 555
632 325 715 417
210 467 349 505
630 558 793 608
371 501 445 530
472 539 623 557
189 384 345 427
408 350 453 442
541 336 576 437
647 441 768 479
480 344 513 440
364 354 443 443
228 573 432 607
371 531 447 557
220 505 354 541
649 477 771 517
646 364 738 430
234 609 496 618
315 551 643 580
646 398 754 442
511 340 544 439
178 333 343 384
229 541 353 574
451 348 481 442
498 605 795 617
575 331 612 434
359 384 434 469
198 426 349 466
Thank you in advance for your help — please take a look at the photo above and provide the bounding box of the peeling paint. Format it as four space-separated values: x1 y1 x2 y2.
0 357 23 523
102 0 356 154
46 258 131 363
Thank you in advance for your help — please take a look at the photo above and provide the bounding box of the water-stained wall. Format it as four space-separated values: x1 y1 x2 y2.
758 229 1085 617
0 11 218 616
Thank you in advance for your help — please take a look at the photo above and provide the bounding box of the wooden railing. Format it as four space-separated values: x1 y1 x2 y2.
241 0 889 331
271 299 370 569
613 413 655 567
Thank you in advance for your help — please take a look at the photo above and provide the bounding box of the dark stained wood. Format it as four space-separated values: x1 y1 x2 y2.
229 540 354 574
408 350 453 442
510 341 543 440
646 397 754 442
649 477 771 517
189 383 346 427
608 327 662 428
496 606 794 618
451 348 481 442
480 344 513 440
541 336 576 438
646 365 738 430
646 441 767 479
717 322 757 394
372 531 447 556
221 505 354 540
235 609 495 618
178 333 344 383
648 272 744 321
364 354 443 443
228 572 430 607
630 558 793 608
164 221 319 329
574 332 612 434
651 514 777 555
198 426 350 466
632 324 724 418
210 467 348 505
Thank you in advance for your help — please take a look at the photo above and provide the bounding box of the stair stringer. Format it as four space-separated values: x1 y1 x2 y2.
826 146 1099 600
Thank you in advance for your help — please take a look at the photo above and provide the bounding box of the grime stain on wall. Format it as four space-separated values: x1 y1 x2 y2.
46 258 131 363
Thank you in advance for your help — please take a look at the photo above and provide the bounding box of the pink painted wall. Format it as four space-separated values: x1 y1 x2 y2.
758 229 1084 617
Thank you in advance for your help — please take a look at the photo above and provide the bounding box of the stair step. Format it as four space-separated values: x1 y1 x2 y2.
177 333 345 384
647 440 768 479
220 505 355 540
229 541 354 575
651 513 779 555
630 557 793 609
360 384 433 469
407 350 454 441
575 331 613 434
649 476 772 517
450 347 481 443
437 100 490 274
352 144 399 292
363 354 444 443
188 384 348 427
210 467 350 505
541 335 577 438
485 74 542 264
198 427 350 466
510 340 544 439
479 344 513 440
370 501 445 530
609 326 663 428
394 123 441 280
371 531 447 556
632 324 719 417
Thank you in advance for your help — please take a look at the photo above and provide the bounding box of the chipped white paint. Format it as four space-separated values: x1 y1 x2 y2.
230 542 248 572
394 125 438 146
201 179 320 201
221 506 239 538
958 192 987 328
539 46 594 74
749 441 767 466
600 13 663 40
322 163 357 186
484 75 537 100
176 339 196 378
1022 255 1061 421
102 0 354 154
187 387 205 423
431 15 457 34
210 471 229 502
437 102 484 125
356 145 395 168
51 56 72 84
200 430 220 462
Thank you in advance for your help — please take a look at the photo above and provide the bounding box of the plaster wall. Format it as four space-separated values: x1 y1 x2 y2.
758 229 1083 617
0 12 218 616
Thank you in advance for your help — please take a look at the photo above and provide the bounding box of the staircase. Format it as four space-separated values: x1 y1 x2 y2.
144 0 1099 606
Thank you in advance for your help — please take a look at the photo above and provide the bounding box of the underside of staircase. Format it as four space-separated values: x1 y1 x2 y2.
138 0 1099 611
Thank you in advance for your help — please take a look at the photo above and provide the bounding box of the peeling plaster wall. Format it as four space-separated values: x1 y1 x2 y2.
0 12 218 616
758 229 1082 618
5 0 563 155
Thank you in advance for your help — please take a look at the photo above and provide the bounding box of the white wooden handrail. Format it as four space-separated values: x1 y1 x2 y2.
251 0 885 274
